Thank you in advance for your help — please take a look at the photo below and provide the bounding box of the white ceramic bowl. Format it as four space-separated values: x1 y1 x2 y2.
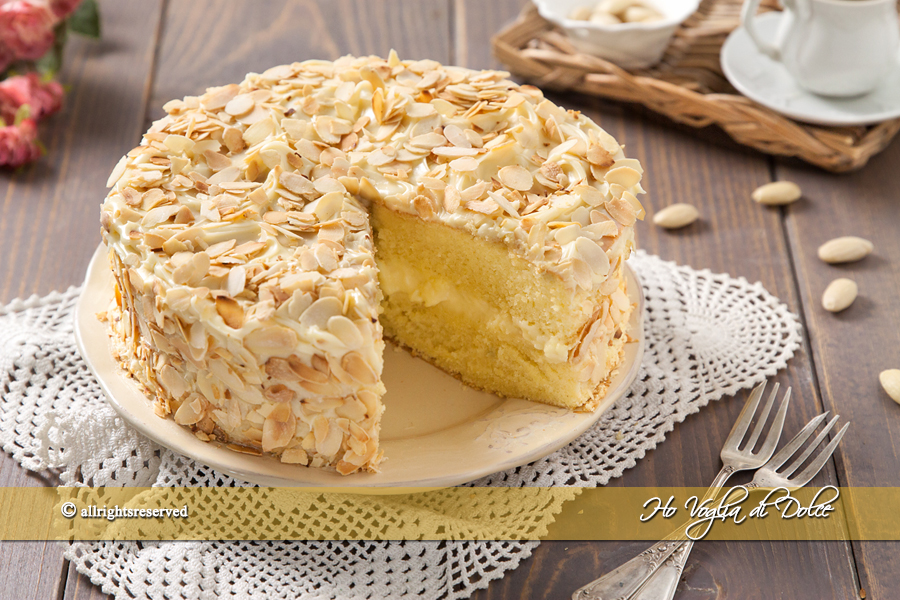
533 0 701 69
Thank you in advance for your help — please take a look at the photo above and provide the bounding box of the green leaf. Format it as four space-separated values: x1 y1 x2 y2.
68 0 101 39
14 104 31 125
35 21 67 77
35 48 62 78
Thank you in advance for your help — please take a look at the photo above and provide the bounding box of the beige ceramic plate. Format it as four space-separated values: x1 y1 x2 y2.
75 244 644 490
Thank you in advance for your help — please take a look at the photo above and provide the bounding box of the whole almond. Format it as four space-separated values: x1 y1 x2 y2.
880 369 900 404
821 278 857 312
817 236 874 264
653 203 699 229
752 181 802 205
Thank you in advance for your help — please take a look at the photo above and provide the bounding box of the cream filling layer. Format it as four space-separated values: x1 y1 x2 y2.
376 257 570 363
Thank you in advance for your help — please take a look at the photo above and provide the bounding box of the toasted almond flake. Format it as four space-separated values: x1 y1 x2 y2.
264 211 289 224
587 143 614 168
280 171 315 196
443 186 461 211
106 156 127 187
574 236 610 275
222 127 244 153
203 149 231 171
432 145 479 157
498 165 533 191
409 132 446 149
341 351 378 384
605 166 641 188
215 296 244 328
443 124 471 148
244 324 299 355
449 156 477 172
488 191 520 217
225 94 254 116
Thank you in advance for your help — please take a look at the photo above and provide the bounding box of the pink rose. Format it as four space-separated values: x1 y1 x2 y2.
0 117 42 167
0 1 56 61
49 0 80 18
0 42 15 74
0 72 63 122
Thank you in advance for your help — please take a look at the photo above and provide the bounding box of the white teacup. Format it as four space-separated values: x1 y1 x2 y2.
740 0 900 97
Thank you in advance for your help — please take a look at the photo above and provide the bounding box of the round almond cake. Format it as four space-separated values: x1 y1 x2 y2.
100 52 645 475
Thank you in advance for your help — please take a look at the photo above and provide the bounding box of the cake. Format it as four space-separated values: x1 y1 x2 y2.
100 53 644 475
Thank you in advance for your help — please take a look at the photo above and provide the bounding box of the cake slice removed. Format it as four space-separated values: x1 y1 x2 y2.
100 54 644 475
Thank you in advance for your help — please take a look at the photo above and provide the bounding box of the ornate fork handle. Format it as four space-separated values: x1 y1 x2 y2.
628 481 766 600
572 466 737 600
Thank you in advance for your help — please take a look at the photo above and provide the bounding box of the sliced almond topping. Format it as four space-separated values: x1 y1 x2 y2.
341 351 378 384
587 143 615 168
215 296 244 329
280 171 316 196
443 186 461 212
203 150 231 171
498 165 533 191
225 94 254 117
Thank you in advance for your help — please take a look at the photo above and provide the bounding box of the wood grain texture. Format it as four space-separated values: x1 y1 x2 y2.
460 1 860 599
779 144 900 600
0 0 892 598
147 0 451 127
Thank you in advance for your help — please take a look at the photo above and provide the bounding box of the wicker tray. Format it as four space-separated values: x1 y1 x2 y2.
492 1 900 172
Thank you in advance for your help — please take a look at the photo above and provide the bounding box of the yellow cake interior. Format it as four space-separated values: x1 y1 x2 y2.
372 204 630 409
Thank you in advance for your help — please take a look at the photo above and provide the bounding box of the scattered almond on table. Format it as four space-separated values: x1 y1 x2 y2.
821 278 857 312
653 203 699 229
569 0 664 25
817 236 874 264
752 181 802 205
880 370 900 404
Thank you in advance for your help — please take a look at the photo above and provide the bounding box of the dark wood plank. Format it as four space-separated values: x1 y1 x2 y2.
459 1 861 599
0 1 164 599
62 562 108 600
0 0 164 304
779 142 900 600
147 0 451 127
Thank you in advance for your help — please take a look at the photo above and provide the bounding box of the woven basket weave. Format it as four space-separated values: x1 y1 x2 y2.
492 1 900 172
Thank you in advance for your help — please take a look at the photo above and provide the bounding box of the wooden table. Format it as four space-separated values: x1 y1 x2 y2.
1 1 897 598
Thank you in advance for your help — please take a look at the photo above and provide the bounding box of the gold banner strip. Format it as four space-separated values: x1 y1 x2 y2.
1 486 898 541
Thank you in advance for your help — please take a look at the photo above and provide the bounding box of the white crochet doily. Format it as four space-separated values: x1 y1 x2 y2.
0 251 802 600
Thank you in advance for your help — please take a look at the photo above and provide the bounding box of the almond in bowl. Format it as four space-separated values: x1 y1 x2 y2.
533 0 701 68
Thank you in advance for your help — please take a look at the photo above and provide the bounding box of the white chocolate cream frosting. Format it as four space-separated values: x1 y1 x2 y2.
100 53 645 473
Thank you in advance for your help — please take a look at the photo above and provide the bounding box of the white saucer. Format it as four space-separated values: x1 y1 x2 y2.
74 245 644 491
721 12 900 126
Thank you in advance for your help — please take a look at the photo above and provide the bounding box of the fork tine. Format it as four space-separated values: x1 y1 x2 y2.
790 422 850 487
764 412 829 471
755 387 790 462
780 414 840 477
745 382 780 451
727 381 766 446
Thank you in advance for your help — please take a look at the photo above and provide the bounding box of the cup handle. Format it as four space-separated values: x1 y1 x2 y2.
740 0 780 60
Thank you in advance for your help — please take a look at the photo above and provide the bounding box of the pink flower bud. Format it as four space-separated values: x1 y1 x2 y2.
0 1 56 61
50 0 81 19
0 117 42 167
0 72 63 122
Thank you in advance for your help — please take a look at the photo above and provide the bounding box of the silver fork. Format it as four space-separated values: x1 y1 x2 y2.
572 381 791 600
630 411 850 600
